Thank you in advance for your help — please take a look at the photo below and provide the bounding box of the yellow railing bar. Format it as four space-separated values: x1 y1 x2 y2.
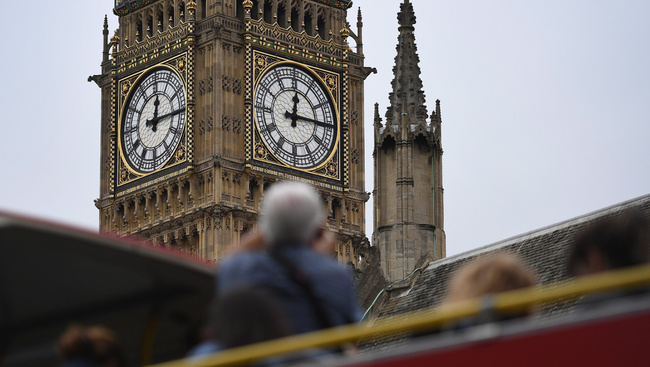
148 263 650 367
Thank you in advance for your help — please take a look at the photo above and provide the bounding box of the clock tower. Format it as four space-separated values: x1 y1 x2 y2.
93 0 371 264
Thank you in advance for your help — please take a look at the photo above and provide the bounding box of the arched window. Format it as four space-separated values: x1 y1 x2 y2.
290 7 300 32
248 179 260 203
331 198 341 220
263 0 273 23
277 3 287 27
136 19 143 41
251 0 260 20
168 6 175 27
317 15 327 39
304 11 314 35
236 0 244 20
179 2 186 22
147 16 154 37
157 10 164 32
200 0 207 19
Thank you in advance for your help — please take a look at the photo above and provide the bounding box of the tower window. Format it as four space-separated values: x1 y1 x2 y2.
168 6 175 27
382 135 396 153
147 16 153 37
157 11 164 32
248 179 259 202
290 7 300 32
414 134 430 152
304 11 314 36
263 1 273 23
331 198 341 220
251 0 260 20
236 0 244 20
317 15 327 39
136 19 143 42
179 2 186 22
277 3 287 28
200 0 207 19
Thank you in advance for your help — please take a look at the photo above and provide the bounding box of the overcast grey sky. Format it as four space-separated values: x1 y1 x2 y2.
1 1 648 257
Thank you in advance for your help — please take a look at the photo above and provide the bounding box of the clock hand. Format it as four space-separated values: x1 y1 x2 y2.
289 92 300 127
146 95 161 131
294 114 333 128
152 95 160 119
283 110 332 129
146 106 186 132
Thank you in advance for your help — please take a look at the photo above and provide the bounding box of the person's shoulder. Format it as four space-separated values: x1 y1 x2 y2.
219 251 272 273
298 250 353 278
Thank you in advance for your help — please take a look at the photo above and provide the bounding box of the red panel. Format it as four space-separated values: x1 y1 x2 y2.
354 311 650 367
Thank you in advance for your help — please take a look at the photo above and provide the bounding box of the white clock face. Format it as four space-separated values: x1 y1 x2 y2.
254 64 337 169
121 68 186 173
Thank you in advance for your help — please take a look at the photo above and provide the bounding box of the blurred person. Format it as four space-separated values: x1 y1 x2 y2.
216 181 362 335
58 324 125 367
567 209 650 307
187 286 291 357
442 253 538 328
567 209 650 277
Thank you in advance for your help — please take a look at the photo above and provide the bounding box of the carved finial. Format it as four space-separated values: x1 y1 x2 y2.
398 0 416 29
103 15 111 62
187 1 197 21
340 27 350 41
243 0 253 19
111 30 120 46
374 102 383 128
103 15 109 36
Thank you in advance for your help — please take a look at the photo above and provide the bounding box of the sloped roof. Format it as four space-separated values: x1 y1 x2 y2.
373 193 650 320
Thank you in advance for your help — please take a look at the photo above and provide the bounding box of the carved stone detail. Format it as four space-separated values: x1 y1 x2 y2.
222 115 231 131
351 110 359 125
351 148 359 164
222 75 231 92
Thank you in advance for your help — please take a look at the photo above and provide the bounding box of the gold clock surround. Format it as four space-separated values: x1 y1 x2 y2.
115 53 191 189
246 49 346 184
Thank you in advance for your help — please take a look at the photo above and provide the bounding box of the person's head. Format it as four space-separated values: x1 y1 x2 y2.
210 286 290 349
59 324 125 367
445 253 537 304
567 209 650 277
259 181 325 247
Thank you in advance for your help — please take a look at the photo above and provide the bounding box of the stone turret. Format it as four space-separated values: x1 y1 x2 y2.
373 0 445 282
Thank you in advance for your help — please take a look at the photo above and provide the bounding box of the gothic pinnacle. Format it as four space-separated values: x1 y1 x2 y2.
386 0 427 127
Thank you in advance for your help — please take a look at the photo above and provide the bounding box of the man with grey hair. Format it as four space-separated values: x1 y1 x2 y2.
216 181 362 335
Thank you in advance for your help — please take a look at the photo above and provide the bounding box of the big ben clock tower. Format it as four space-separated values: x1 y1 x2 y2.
93 0 371 265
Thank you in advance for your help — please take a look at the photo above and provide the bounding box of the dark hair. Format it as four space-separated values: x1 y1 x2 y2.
568 209 650 276
58 324 126 367
210 286 290 349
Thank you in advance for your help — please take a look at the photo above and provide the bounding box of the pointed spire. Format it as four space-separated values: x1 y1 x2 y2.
374 102 382 128
102 15 110 63
385 0 427 128
357 7 363 28
397 0 416 30
356 7 364 55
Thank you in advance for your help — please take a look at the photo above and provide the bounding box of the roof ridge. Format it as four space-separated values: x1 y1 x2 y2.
426 193 650 272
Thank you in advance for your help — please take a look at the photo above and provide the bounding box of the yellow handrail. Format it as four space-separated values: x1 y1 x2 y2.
148 263 650 367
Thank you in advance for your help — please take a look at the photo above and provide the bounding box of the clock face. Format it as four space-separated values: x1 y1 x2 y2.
120 68 186 174
254 64 337 169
